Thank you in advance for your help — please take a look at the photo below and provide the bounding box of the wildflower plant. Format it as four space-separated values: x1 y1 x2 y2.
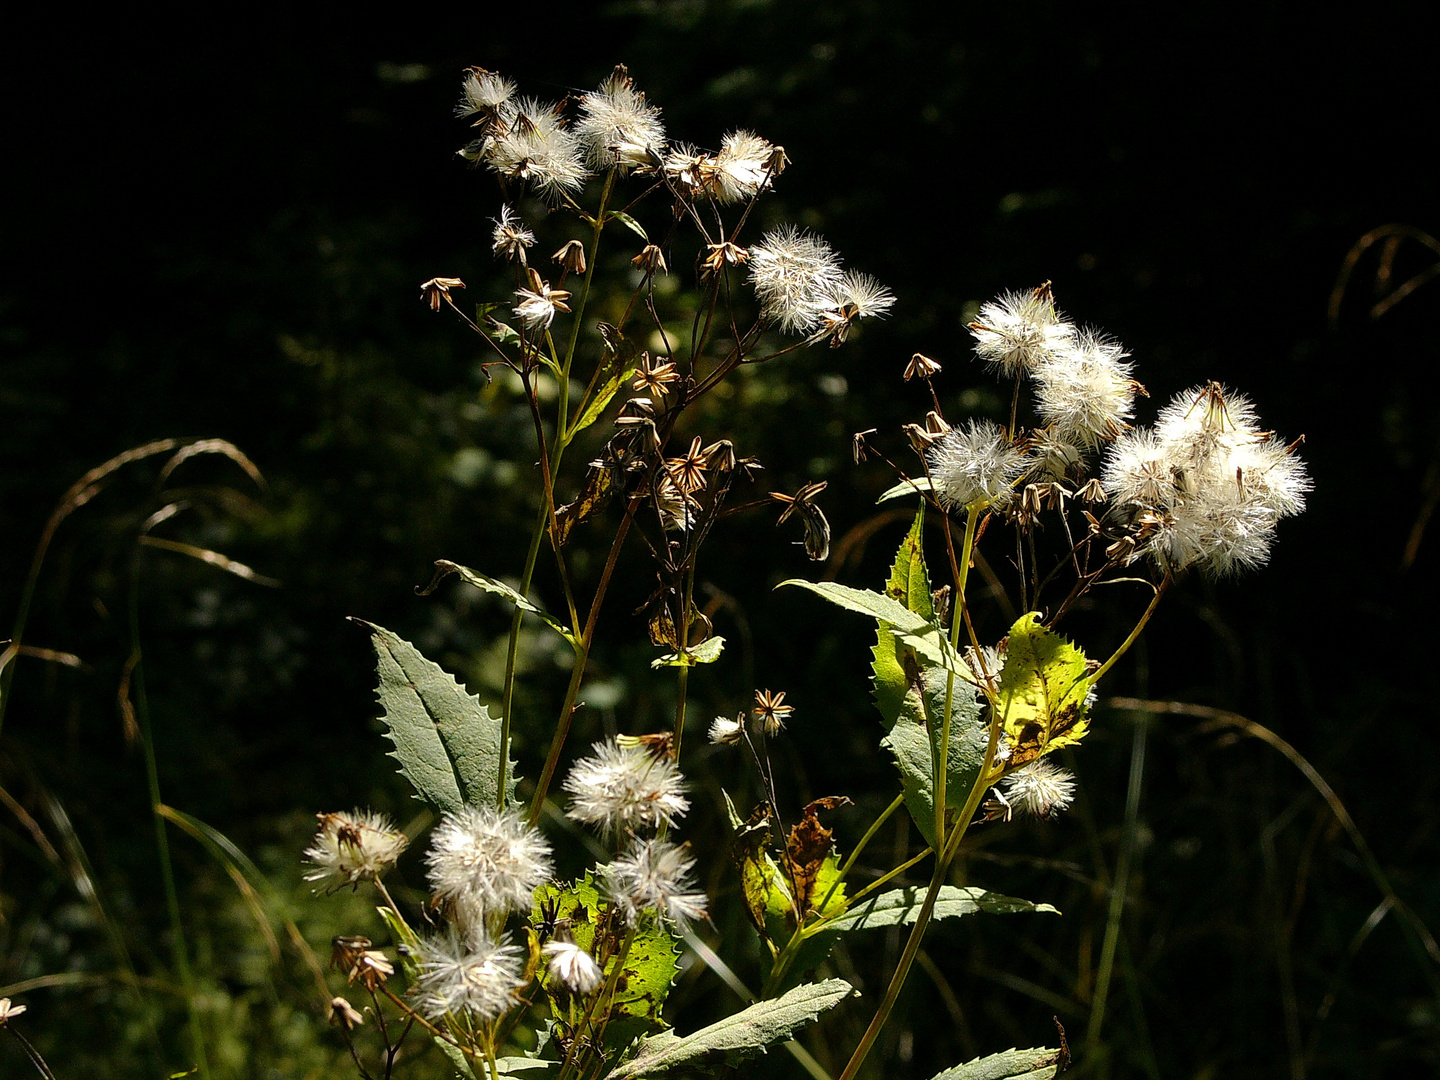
308 65 1308 1080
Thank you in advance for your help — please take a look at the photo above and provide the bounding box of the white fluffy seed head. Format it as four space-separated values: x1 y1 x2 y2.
576 68 666 172
926 420 1030 512
600 838 708 927
303 809 408 892
543 941 604 994
707 130 781 204
425 806 553 918
1101 384 1308 577
563 740 690 837
410 929 525 1022
970 289 1077 378
1002 758 1077 819
747 226 845 334
708 716 744 746
456 69 516 120
1033 330 1138 449
480 97 589 202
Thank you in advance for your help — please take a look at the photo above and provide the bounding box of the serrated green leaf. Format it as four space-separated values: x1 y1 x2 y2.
609 210 648 242
822 885 1058 935
533 875 679 1048
423 561 578 648
878 476 936 503
997 612 1092 765
355 620 516 812
606 980 854 1079
927 1046 1064 1080
651 635 725 669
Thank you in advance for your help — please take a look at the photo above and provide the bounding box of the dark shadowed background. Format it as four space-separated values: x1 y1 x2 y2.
3 3 1437 1077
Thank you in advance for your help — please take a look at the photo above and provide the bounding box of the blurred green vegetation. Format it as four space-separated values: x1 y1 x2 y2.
3 3 1439 1077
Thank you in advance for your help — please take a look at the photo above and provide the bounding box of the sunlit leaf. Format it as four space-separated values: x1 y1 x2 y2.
609 210 648 242
877 476 935 503
419 561 577 648
822 885 1058 934
926 1046 1065 1080
651 635 725 669
606 980 854 1078
997 612 1092 766
354 620 516 811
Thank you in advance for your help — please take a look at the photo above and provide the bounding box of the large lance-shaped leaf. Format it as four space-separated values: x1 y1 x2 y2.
822 885 1058 934
605 979 854 1079
882 671 987 848
355 619 516 812
997 612 1092 766
927 1046 1065 1080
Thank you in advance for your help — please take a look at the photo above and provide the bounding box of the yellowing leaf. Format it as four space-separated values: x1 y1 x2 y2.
996 613 1092 765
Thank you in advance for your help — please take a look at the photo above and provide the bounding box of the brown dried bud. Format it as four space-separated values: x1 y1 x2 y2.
553 239 587 275
905 352 942 380
419 277 465 312
330 997 365 1031
632 244 668 274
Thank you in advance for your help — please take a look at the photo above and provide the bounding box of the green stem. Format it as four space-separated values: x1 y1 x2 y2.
129 549 210 1080
935 506 979 846
814 793 904 917
1091 572 1170 684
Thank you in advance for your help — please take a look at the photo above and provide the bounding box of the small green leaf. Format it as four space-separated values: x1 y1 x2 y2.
421 561 578 648
567 327 643 438
487 319 523 347
609 210 648 242
651 636 725 669
878 476 935 503
355 620 516 812
434 1038 480 1079
872 500 932 728
927 1046 1065 1080
822 885 1058 935
997 612 1092 766
495 1059 560 1078
606 980 854 1079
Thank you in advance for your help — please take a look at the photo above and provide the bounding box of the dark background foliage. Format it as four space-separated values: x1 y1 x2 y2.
3 2 1437 1077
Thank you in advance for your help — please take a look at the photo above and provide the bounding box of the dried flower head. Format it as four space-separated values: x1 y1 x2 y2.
752 689 794 736
576 65 666 172
329 996 365 1031
456 68 516 123
905 352 942 381
563 739 690 837
425 805 554 918
491 206 535 265
543 940 604 994
411 929 525 1022
420 277 465 313
926 420 1030 512
304 809 408 892
601 838 708 927
514 268 572 331
969 285 1077 378
477 97 588 203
